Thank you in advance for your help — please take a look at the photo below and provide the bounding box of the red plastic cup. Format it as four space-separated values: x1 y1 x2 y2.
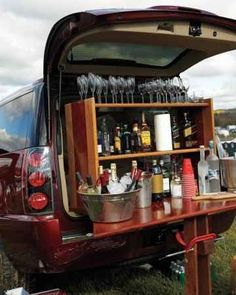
182 158 194 175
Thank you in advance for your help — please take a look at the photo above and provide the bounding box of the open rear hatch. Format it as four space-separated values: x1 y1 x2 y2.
45 6 236 220
44 5 236 78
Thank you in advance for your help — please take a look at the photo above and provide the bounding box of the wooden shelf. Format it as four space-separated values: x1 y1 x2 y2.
99 148 205 161
95 102 209 108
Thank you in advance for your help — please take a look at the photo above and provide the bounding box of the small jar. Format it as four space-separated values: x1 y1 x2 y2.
171 177 182 198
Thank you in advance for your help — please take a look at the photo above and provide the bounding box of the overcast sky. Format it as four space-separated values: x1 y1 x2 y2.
0 0 236 109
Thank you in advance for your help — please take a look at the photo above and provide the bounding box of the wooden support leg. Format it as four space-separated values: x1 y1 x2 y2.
184 215 214 295
184 218 198 295
197 215 213 295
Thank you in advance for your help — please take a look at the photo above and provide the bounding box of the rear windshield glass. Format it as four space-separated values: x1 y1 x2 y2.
67 42 186 67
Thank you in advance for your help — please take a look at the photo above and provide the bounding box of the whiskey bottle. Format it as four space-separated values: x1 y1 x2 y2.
97 130 103 156
183 112 195 148
101 118 110 156
160 159 170 197
151 159 163 201
122 124 131 154
131 120 142 153
172 116 181 149
141 112 151 152
114 126 122 154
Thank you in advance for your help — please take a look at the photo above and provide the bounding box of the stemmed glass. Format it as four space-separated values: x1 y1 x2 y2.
80 75 88 99
77 77 83 100
128 77 135 103
117 77 125 103
88 73 96 98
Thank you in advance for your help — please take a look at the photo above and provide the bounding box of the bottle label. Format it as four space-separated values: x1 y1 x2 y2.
110 145 114 153
97 144 102 154
152 175 163 194
185 140 193 148
171 183 182 198
141 131 151 146
184 127 192 138
173 142 181 149
163 178 170 192
114 137 121 152
208 169 220 180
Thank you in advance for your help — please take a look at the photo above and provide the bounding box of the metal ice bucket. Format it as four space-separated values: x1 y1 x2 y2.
220 158 236 191
79 188 140 223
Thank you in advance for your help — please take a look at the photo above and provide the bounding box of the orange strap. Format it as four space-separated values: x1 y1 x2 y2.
176 231 216 251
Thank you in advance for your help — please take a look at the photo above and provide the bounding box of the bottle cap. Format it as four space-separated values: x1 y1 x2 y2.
182 158 194 175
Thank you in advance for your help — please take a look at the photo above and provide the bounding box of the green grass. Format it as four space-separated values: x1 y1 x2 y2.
40 221 236 295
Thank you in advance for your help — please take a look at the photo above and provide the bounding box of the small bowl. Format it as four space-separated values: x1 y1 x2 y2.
79 188 140 223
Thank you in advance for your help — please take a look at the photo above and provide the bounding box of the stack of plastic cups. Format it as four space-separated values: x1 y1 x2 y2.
182 158 196 199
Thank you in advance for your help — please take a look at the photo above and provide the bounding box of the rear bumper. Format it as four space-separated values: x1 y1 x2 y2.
0 210 235 273
0 214 182 273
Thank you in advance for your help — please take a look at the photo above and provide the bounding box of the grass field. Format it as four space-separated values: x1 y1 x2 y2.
38 220 236 295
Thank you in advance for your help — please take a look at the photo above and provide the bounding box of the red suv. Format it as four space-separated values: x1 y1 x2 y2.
0 5 236 291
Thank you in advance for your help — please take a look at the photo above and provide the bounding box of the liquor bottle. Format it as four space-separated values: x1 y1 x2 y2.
107 163 125 194
114 126 122 154
172 116 181 149
109 131 115 155
206 140 221 193
198 145 209 195
170 163 182 198
97 165 109 194
182 112 196 148
101 118 110 156
125 169 142 192
151 159 163 201
131 160 138 179
160 159 170 197
141 112 151 152
122 124 131 154
131 120 142 153
86 176 98 194
97 130 103 156
76 171 87 192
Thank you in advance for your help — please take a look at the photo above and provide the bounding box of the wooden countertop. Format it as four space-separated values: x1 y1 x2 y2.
93 197 236 238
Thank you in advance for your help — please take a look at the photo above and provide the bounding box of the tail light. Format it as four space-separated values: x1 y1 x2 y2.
23 147 53 214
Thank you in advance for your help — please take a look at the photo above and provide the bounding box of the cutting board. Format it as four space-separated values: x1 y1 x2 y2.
192 192 236 201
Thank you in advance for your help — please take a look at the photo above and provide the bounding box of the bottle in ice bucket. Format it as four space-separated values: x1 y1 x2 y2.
107 163 125 194
151 159 163 201
97 165 109 194
86 176 98 194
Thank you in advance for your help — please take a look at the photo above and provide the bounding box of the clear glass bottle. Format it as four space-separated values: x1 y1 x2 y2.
107 163 124 194
206 140 221 192
170 163 182 198
198 145 209 195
